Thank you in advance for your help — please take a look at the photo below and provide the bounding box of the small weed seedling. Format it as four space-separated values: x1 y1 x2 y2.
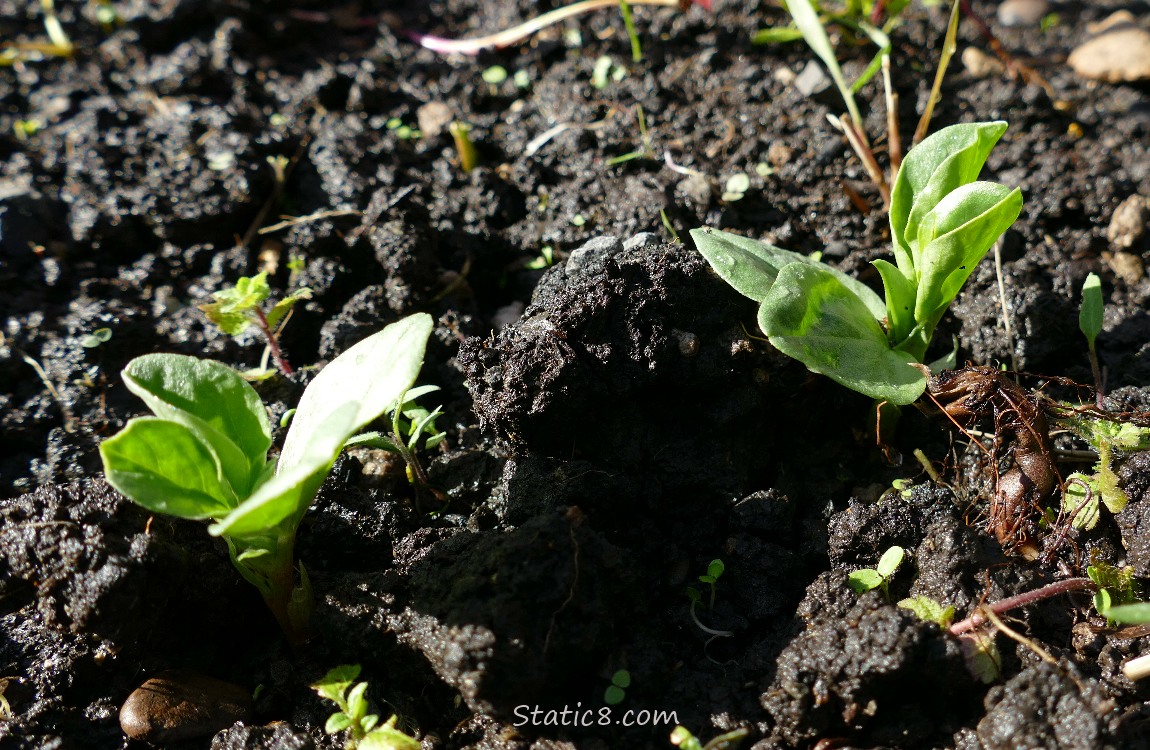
1079 272 1105 408
695 559 725 609
670 725 749 750
81 327 112 349
848 545 905 598
604 669 631 705
694 121 1022 406
1052 406 1150 526
897 595 955 628
199 271 312 377
312 665 419 750
1086 558 1139 624
100 314 434 645
449 121 480 173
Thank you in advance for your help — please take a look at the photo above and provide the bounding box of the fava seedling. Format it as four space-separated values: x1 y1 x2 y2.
199 271 312 377
847 545 904 598
100 314 434 645
695 121 1023 406
312 665 420 750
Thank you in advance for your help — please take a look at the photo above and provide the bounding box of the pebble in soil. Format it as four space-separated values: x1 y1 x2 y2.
119 670 252 743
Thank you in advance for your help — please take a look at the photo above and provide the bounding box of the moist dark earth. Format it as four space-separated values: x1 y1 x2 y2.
3 0 1150 748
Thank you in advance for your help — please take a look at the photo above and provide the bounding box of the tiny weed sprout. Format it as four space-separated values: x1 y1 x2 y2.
694 121 1023 405
81 327 112 349
897 595 955 628
1086 559 1139 624
1079 272 1105 406
1052 406 1150 522
697 558 725 609
99 314 434 645
848 545 904 597
199 271 312 377
449 121 480 173
604 669 631 705
670 725 749 750
312 665 420 750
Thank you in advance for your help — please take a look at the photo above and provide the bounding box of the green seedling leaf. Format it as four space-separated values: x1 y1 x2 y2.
199 272 272 335
362 714 381 733
604 685 625 705
361 717 421 750
1079 272 1103 349
122 354 272 495
265 287 313 332
959 629 1001 684
1063 473 1100 530
759 263 926 404
752 26 804 44
100 417 237 518
325 713 353 733
1105 603 1150 625
898 596 955 627
848 569 884 593
704 559 725 581
347 681 370 722
786 0 864 132
875 546 905 578
890 121 1009 274
311 664 361 703
81 327 112 348
611 669 632 689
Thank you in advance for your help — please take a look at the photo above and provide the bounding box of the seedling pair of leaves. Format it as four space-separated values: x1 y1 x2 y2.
847 545 904 598
604 669 631 705
199 271 312 378
99 314 434 645
311 665 419 750
693 121 1023 405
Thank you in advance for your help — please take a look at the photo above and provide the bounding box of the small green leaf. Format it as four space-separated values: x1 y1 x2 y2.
325 712 353 734
1063 473 1100 530
959 629 1001 684
265 287 313 332
1105 603 1150 625
1079 273 1103 349
758 263 927 405
604 685 626 705
751 26 804 44
100 418 237 518
362 714 380 733
346 681 370 722
706 559 725 580
1095 588 1113 617
611 670 632 688
897 596 955 627
200 272 272 336
361 717 421 750
848 569 883 593
876 546 905 578
311 665 361 703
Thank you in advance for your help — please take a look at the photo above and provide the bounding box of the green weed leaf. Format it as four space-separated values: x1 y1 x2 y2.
848 569 883 593
876 546 905 578
897 596 955 627
361 717 421 750
199 272 272 335
759 264 926 404
1080 272 1103 349
324 712 353 733
311 665 361 703
1105 603 1150 625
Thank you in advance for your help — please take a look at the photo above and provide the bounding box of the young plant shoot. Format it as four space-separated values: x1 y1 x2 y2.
312 665 420 750
693 121 1023 405
99 314 435 645
199 271 312 377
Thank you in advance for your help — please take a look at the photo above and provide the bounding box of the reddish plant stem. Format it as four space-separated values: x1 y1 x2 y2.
254 308 294 375
949 577 1097 636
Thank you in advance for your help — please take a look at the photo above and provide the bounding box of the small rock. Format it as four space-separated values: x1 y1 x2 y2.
416 101 454 139
996 0 1049 27
794 60 831 97
1107 194 1149 250
1087 9 1137 35
120 670 252 743
962 47 1006 78
767 142 794 167
677 172 714 208
565 236 622 276
623 232 659 251
1068 13 1150 82
1103 251 1145 285
773 66 797 86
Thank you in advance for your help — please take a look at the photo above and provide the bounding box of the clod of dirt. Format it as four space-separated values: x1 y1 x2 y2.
119 670 252 743
1108 195 1149 251
977 662 1119 749
762 591 977 747
210 722 316 750
1116 452 1150 576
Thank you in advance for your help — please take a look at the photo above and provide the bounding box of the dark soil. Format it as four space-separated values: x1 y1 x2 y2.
2 0 1150 748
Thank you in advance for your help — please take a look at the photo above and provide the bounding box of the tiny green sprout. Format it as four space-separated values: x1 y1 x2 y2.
482 65 508 85
605 104 652 166
1040 12 1061 32
591 55 626 89
754 162 775 178
1079 272 1104 407
513 69 531 89
694 121 1023 405
525 246 556 270
848 545 905 598
721 174 751 203
13 119 42 141
100 314 435 645
311 665 420 750
670 725 749 750
1051 407 1150 517
571 214 587 227
897 595 955 628
81 327 112 349
890 478 913 499
449 121 479 173
199 271 312 376
604 669 631 705
1086 558 1139 624
698 559 725 610
1062 473 1100 530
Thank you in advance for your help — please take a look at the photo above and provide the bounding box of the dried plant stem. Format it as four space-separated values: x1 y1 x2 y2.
883 55 902 179
981 606 1058 665
831 114 890 207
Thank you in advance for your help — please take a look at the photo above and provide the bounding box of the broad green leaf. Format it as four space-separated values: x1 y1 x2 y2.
1079 273 1103 348
123 354 272 493
758 264 927 404
872 258 916 343
876 545 905 578
913 184 1023 324
890 121 1008 274
277 313 434 474
692 228 886 320
1105 603 1150 625
100 417 236 518
325 713 353 734
209 401 360 538
848 569 883 593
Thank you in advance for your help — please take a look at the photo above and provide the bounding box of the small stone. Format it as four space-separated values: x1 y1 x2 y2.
1068 13 1150 83
623 232 659 251
677 172 714 208
962 47 1006 78
996 0 1049 27
1107 194 1150 250
1087 9 1137 35
120 670 252 743
1103 251 1145 285
794 60 831 97
565 236 622 276
416 101 454 138
767 142 794 167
